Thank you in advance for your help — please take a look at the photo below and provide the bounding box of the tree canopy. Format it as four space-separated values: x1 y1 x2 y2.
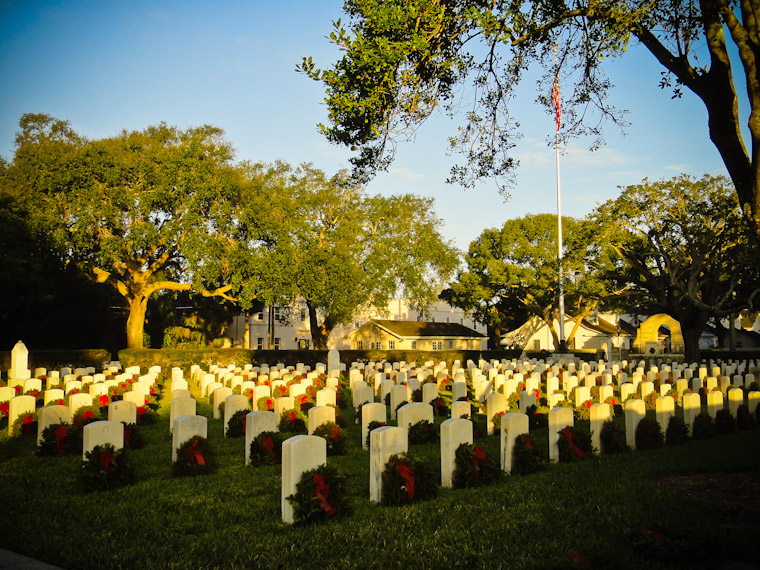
3 114 246 348
239 162 459 349
590 173 760 361
299 0 760 241
443 213 612 351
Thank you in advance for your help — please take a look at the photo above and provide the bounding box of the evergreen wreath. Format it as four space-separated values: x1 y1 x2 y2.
122 423 144 449
226 409 249 438
715 409 736 434
257 397 275 412
171 435 217 477
635 417 664 450
135 405 157 425
80 444 135 491
408 419 438 444
37 421 76 456
286 464 351 525
434 397 449 417
11 412 37 437
511 433 547 475
249 431 284 466
279 409 308 434
599 420 629 455
692 412 716 440
452 443 503 488
365 420 386 448
313 422 348 456
737 404 755 430
380 453 439 506
557 426 594 462
71 406 101 429
665 416 690 445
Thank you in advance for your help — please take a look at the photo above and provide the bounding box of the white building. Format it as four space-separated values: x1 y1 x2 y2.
224 299 486 350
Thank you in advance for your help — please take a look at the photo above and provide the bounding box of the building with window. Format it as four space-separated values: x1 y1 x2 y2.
224 299 485 350
345 320 487 351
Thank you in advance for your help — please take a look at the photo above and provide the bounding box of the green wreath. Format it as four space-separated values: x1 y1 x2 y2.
279 409 308 434
71 406 101 429
249 431 284 466
80 444 135 492
381 453 439 506
313 422 348 456
452 443 503 488
226 409 249 438
37 422 78 456
599 420 629 455
557 426 594 462
511 433 547 475
10 412 37 437
408 419 438 444
286 464 351 525
171 435 217 477
365 420 386 448
122 423 144 449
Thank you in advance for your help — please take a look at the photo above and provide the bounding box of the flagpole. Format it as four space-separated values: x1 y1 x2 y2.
553 44 566 353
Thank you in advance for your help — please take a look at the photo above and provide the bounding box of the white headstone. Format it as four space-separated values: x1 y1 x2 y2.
624 399 646 449
500 412 529 473
281 435 327 524
36 404 71 445
223 394 250 435
172 414 207 462
83 420 124 459
590 403 612 453
396 402 434 431
361 402 387 451
244 411 278 465
440 418 473 488
307 405 336 435
369 426 408 503
548 407 574 463
108 400 137 425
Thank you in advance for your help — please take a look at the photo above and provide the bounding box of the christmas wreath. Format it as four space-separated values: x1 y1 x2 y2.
226 409 249 438
135 405 157 425
279 409 308 434
313 422 348 456
80 444 135 491
171 435 217 477
365 420 386 448
380 452 439 506
71 406 101 429
286 464 351 525
599 420 629 455
408 419 438 444
11 412 37 437
511 433 547 475
557 426 594 462
665 416 690 445
634 417 663 450
249 431 284 466
452 443 503 488
257 397 275 412
37 422 77 456
434 397 449 417
122 423 144 449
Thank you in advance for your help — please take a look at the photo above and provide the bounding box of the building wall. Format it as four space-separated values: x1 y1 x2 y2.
224 299 485 350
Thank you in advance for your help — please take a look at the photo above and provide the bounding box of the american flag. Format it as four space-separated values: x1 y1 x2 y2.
552 76 561 132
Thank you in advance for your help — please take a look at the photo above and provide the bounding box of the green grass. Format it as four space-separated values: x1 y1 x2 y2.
1 382 758 570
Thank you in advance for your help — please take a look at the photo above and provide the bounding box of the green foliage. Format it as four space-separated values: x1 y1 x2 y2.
80 444 135 492
736 404 755 430
171 436 217 477
715 409 736 435
278 409 308 435
365 420 386 448
557 426 594 462
665 416 690 446
511 433 548 475
313 422 348 456
248 431 284 466
452 443 503 488
407 419 438 444
71 406 101 429
635 418 664 450
380 452 439 506
225 409 248 438
286 464 351 525
599 420 629 455
692 413 717 440
37 422 78 457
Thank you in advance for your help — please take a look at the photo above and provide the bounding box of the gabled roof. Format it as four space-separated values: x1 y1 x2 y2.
346 319 486 340
582 316 636 336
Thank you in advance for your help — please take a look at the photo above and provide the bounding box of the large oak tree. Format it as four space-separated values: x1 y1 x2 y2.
299 0 760 242
3 114 245 349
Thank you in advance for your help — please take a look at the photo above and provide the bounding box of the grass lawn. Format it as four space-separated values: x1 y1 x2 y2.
1 377 758 570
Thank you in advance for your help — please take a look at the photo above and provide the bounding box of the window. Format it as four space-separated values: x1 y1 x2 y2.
533 340 541 351
431 317 436 322
460 318 464 324
411 341 417 349
254 312 264 321
257 337 264 350
357 341 363 350
432 341 442 350
274 337 281 350
448 340 454 349
274 307 285 323
446 317 450 323
388 340 395 350
300 309 307 322
354 321 360 329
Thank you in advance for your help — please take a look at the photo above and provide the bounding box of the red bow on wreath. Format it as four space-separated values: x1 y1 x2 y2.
563 426 586 459
313 473 336 516
261 435 274 457
53 425 68 455
396 463 415 500
99 395 109 407
332 428 341 440
99 449 115 474
186 441 206 466
471 445 486 476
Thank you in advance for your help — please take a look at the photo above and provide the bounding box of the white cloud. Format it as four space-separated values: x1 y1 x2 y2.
388 167 426 182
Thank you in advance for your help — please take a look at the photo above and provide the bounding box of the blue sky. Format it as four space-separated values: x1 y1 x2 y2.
0 1 730 250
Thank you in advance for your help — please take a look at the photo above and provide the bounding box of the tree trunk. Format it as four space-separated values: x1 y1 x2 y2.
681 325 703 363
307 302 330 350
126 295 149 349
